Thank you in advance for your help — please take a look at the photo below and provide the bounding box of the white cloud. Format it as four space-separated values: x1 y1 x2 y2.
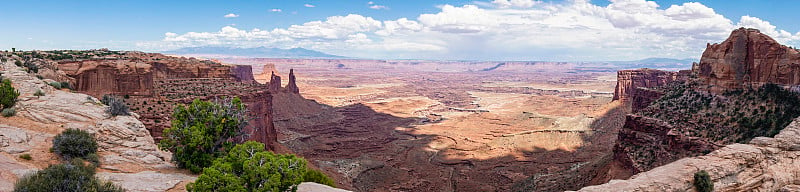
304 4 315 8
142 0 800 60
492 0 541 9
737 15 800 43
370 5 388 10
367 1 388 10
223 13 239 18
270 9 282 12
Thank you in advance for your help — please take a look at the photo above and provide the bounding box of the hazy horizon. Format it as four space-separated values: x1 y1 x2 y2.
1 0 798 61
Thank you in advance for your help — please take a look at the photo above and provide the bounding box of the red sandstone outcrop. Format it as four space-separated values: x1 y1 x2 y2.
286 69 300 94
612 69 680 102
697 28 800 91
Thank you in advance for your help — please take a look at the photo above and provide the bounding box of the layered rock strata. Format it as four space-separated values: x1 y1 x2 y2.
612 69 682 103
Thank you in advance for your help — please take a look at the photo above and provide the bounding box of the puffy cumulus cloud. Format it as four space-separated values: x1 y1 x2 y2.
223 13 239 18
270 9 282 12
141 0 800 60
737 16 800 43
304 4 315 8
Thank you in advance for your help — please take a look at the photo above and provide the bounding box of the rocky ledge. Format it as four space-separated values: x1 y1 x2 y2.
577 117 800 191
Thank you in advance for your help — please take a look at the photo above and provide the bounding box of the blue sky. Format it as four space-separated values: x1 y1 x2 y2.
1 0 798 61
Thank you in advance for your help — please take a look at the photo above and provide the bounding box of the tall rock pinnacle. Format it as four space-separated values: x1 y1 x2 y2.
286 69 300 94
269 71 282 93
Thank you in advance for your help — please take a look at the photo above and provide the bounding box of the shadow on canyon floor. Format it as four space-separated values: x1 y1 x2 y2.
275 94 627 192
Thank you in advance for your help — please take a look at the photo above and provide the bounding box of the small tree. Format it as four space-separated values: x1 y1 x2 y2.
159 97 250 173
188 141 332 192
0 79 19 109
693 170 713 192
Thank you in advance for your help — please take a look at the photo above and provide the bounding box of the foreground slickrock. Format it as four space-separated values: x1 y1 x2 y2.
577 117 800 191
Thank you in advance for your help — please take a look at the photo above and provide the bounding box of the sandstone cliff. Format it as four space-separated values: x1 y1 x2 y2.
55 52 279 150
697 28 800 91
578 117 800 192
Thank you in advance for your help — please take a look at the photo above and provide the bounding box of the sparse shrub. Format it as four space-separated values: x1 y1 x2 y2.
34 89 44 97
14 60 22 66
2 108 16 117
60 82 71 90
24 62 38 73
48 82 62 89
159 97 249 173
13 160 124 192
52 129 98 160
18 154 31 160
103 95 130 116
35 75 43 80
693 170 713 192
0 79 19 109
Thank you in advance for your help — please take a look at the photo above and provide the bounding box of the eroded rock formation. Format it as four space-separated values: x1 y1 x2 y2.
57 52 279 149
697 28 800 91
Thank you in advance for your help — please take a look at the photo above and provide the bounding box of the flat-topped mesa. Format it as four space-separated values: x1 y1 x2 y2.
269 71 282 93
58 52 256 97
286 69 300 94
696 27 800 91
612 69 683 102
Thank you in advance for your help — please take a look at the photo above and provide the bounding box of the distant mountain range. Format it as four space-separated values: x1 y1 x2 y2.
163 46 345 58
576 57 697 71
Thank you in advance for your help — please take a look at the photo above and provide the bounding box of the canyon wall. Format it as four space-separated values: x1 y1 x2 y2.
613 115 718 174
612 69 681 103
697 28 800 91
